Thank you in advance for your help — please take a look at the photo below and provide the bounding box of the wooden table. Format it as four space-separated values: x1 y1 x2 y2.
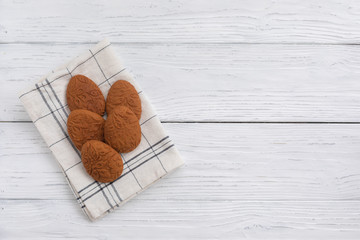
1 0 360 239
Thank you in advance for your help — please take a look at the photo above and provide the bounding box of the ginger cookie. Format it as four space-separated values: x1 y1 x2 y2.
67 109 105 150
104 106 141 153
81 140 124 183
106 80 142 119
66 75 105 116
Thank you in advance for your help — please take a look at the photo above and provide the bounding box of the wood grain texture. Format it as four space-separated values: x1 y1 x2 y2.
1 200 359 239
2 122 360 202
2 0 360 238
3 43 360 122
1 122 360 238
2 0 360 44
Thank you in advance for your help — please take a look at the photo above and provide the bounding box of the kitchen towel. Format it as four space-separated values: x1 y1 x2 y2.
18 39 184 221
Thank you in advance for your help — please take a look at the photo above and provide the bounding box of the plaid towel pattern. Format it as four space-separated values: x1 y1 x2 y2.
18 39 184 221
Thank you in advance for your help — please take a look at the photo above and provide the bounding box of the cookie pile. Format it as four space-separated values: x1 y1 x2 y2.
66 75 142 183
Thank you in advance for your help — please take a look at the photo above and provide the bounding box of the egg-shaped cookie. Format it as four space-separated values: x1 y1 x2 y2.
66 75 105 116
106 80 142 119
104 106 141 153
81 140 124 183
67 109 105 150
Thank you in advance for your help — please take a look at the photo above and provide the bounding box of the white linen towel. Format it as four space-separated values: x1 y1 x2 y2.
18 39 184 221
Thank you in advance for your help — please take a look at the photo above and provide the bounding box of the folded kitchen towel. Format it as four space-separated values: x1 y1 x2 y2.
18 39 184 221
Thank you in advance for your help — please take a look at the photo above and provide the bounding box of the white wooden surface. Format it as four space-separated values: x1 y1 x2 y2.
1 0 360 239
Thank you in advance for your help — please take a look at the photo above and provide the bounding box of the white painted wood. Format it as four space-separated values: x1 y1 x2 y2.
2 0 360 238
2 43 360 122
2 122 360 201
1 200 360 239
2 0 360 44
1 122 360 238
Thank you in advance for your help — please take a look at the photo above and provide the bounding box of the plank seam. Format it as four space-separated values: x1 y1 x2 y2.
2 41 360 46
3 121 360 124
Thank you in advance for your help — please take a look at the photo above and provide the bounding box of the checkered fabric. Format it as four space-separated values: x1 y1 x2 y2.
18 39 184 221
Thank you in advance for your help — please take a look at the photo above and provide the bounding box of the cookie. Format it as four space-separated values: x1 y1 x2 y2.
104 106 141 153
66 75 105 116
81 140 124 183
106 80 142 119
67 109 105 150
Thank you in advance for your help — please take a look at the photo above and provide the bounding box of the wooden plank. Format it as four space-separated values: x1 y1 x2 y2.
2 0 360 44
2 0 360 238
1 199 359 239
2 43 360 122
1 122 360 201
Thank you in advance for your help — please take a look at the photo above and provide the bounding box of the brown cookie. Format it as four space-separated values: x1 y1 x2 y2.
67 109 105 150
106 80 142 119
104 106 141 153
66 75 105 116
81 140 124 183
